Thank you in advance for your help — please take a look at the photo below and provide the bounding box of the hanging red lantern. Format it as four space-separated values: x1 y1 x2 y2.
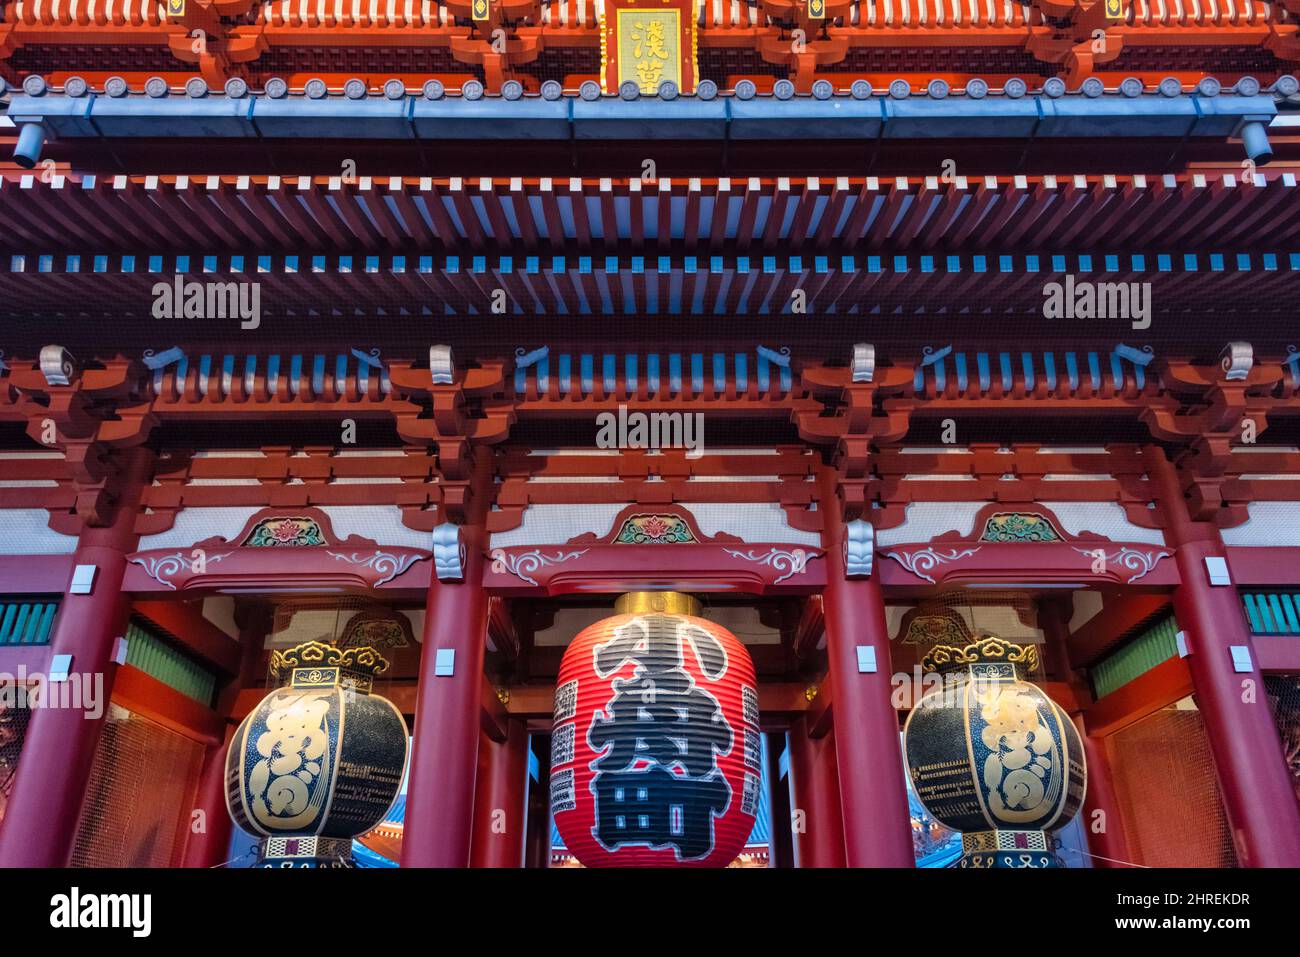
550 592 760 867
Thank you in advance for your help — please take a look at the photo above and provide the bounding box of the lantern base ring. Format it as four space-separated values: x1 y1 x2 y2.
958 829 1061 869
255 836 354 868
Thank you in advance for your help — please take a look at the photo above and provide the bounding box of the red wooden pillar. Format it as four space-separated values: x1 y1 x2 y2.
1170 536 1300 866
1038 596 1133 866
1150 446 1300 867
816 467 915 868
0 448 152 868
182 725 236 868
786 715 846 867
183 605 269 868
401 523 490 868
1077 728 1135 867
470 719 530 867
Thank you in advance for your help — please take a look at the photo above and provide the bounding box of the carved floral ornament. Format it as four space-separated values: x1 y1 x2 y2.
883 546 982 585
722 547 811 584
879 502 1173 585
127 508 431 589
901 610 974 646
325 550 425 587
490 548 590 586
569 506 736 547
614 513 698 544
978 512 1062 543
243 516 327 547
338 612 412 649
489 502 821 589
129 550 229 590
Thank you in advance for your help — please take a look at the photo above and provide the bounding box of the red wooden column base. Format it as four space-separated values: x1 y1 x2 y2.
1172 538 1300 867
786 715 847 867
401 529 490 868
0 450 151 869
818 468 916 868
470 719 530 868
1040 597 1135 868
1077 726 1135 868
0 546 130 867
182 726 236 868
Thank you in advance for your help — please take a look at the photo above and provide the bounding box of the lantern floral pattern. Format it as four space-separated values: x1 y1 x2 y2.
551 606 759 866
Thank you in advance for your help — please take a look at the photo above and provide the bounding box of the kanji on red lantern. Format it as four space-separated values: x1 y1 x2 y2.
550 596 760 867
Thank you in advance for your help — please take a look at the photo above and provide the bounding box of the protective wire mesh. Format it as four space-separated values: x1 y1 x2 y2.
70 705 205 868
1106 697 1239 868
1265 675 1300 809
268 596 393 648
264 596 418 691
0 704 32 830
893 589 1047 683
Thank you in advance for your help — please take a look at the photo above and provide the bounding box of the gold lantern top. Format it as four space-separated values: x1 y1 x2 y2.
919 634 1040 678
269 639 391 694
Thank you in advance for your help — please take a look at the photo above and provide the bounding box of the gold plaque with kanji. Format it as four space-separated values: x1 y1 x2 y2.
600 0 699 95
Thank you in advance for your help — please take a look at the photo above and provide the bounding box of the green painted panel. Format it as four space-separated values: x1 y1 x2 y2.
1090 614 1181 700
123 620 218 708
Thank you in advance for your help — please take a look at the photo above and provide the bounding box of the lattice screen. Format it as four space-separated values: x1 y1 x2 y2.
268 596 384 648
264 596 416 692
0 704 32 829
1266 675 1300 808
1107 697 1238 868
69 705 205 868
894 590 1047 682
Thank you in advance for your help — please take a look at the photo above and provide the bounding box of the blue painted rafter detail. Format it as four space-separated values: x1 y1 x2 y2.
513 347 792 400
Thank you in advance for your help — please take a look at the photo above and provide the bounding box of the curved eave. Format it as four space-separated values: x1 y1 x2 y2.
6 90 1278 145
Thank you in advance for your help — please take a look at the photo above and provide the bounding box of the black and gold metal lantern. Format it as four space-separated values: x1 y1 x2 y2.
902 636 1086 868
226 641 409 868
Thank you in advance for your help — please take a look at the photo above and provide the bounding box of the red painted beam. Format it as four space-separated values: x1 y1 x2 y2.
132 599 242 675
1080 654 1193 738
1252 636 1300 674
112 663 225 746
1226 547 1300 586
0 555 75 594
1069 592 1172 668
